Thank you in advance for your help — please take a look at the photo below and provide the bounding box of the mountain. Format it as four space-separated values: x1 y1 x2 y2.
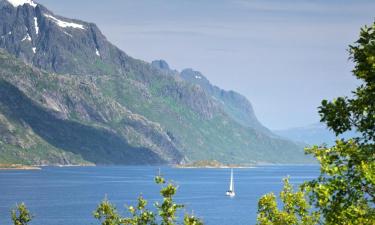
179 68 273 135
151 60 171 71
274 123 357 146
0 0 312 165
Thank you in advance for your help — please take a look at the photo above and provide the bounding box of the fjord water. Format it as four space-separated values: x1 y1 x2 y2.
0 166 318 225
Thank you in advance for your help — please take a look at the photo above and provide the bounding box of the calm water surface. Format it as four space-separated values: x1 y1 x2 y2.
0 165 318 225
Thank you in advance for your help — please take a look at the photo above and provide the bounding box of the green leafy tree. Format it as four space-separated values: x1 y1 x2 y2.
154 176 184 225
11 203 32 225
257 21 375 225
122 196 157 225
94 176 203 225
183 215 204 225
94 197 124 225
257 178 320 225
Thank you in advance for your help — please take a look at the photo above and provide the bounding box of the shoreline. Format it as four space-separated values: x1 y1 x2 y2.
0 163 95 170
174 165 255 169
0 163 317 170
0 164 41 170
173 160 255 169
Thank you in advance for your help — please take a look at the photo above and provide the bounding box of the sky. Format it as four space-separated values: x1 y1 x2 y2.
37 0 375 130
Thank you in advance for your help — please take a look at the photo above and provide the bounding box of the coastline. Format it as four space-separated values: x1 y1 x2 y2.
0 164 41 170
0 163 95 170
174 160 255 169
175 165 255 169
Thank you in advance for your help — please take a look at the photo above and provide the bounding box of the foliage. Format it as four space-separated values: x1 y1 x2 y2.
94 197 124 225
122 196 156 225
11 203 32 225
154 176 184 225
257 21 375 225
257 178 320 225
94 176 203 225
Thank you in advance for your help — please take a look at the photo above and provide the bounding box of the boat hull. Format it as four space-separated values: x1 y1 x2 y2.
226 191 235 197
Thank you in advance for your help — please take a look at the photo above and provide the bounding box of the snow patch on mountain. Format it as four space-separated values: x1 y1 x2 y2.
34 17 39 35
95 49 100 56
21 33 31 42
63 31 73 37
32 47 36 53
44 14 85 30
6 0 37 7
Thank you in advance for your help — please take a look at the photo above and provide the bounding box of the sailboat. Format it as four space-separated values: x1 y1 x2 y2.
225 168 235 197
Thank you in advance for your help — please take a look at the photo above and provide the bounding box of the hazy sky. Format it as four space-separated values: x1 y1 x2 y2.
37 0 374 130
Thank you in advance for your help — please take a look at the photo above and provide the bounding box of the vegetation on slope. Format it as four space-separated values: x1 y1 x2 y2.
0 48 310 165
0 1 311 165
0 50 180 165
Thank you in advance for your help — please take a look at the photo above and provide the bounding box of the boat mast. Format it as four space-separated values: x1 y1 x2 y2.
230 169 234 192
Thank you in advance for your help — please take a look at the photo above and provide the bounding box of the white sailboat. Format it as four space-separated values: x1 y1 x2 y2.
225 168 235 197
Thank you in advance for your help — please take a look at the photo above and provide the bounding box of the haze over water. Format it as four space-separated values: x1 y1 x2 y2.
0 166 319 225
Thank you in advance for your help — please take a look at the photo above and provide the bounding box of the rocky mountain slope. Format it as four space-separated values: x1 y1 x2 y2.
179 68 273 135
0 0 312 165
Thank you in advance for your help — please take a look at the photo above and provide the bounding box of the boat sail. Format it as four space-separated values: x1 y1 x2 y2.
225 169 235 197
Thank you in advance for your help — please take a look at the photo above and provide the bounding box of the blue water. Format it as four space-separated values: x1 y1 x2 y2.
0 165 319 225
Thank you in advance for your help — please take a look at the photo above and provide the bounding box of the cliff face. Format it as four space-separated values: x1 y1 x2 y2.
0 0 312 165
180 68 273 134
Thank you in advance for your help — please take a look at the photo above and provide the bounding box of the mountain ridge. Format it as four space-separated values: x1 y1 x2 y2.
0 0 312 165
274 122 357 146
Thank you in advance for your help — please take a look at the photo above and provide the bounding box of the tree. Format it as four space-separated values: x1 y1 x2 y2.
257 178 320 225
94 175 203 225
11 203 32 225
257 21 375 225
94 197 124 225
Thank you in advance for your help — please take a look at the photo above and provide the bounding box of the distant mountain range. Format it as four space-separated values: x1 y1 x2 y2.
0 0 312 165
274 123 357 146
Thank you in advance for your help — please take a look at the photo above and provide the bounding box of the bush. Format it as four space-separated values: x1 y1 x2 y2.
94 175 203 225
11 203 33 225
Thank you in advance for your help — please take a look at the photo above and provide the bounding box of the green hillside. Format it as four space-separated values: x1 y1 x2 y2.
0 0 312 165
